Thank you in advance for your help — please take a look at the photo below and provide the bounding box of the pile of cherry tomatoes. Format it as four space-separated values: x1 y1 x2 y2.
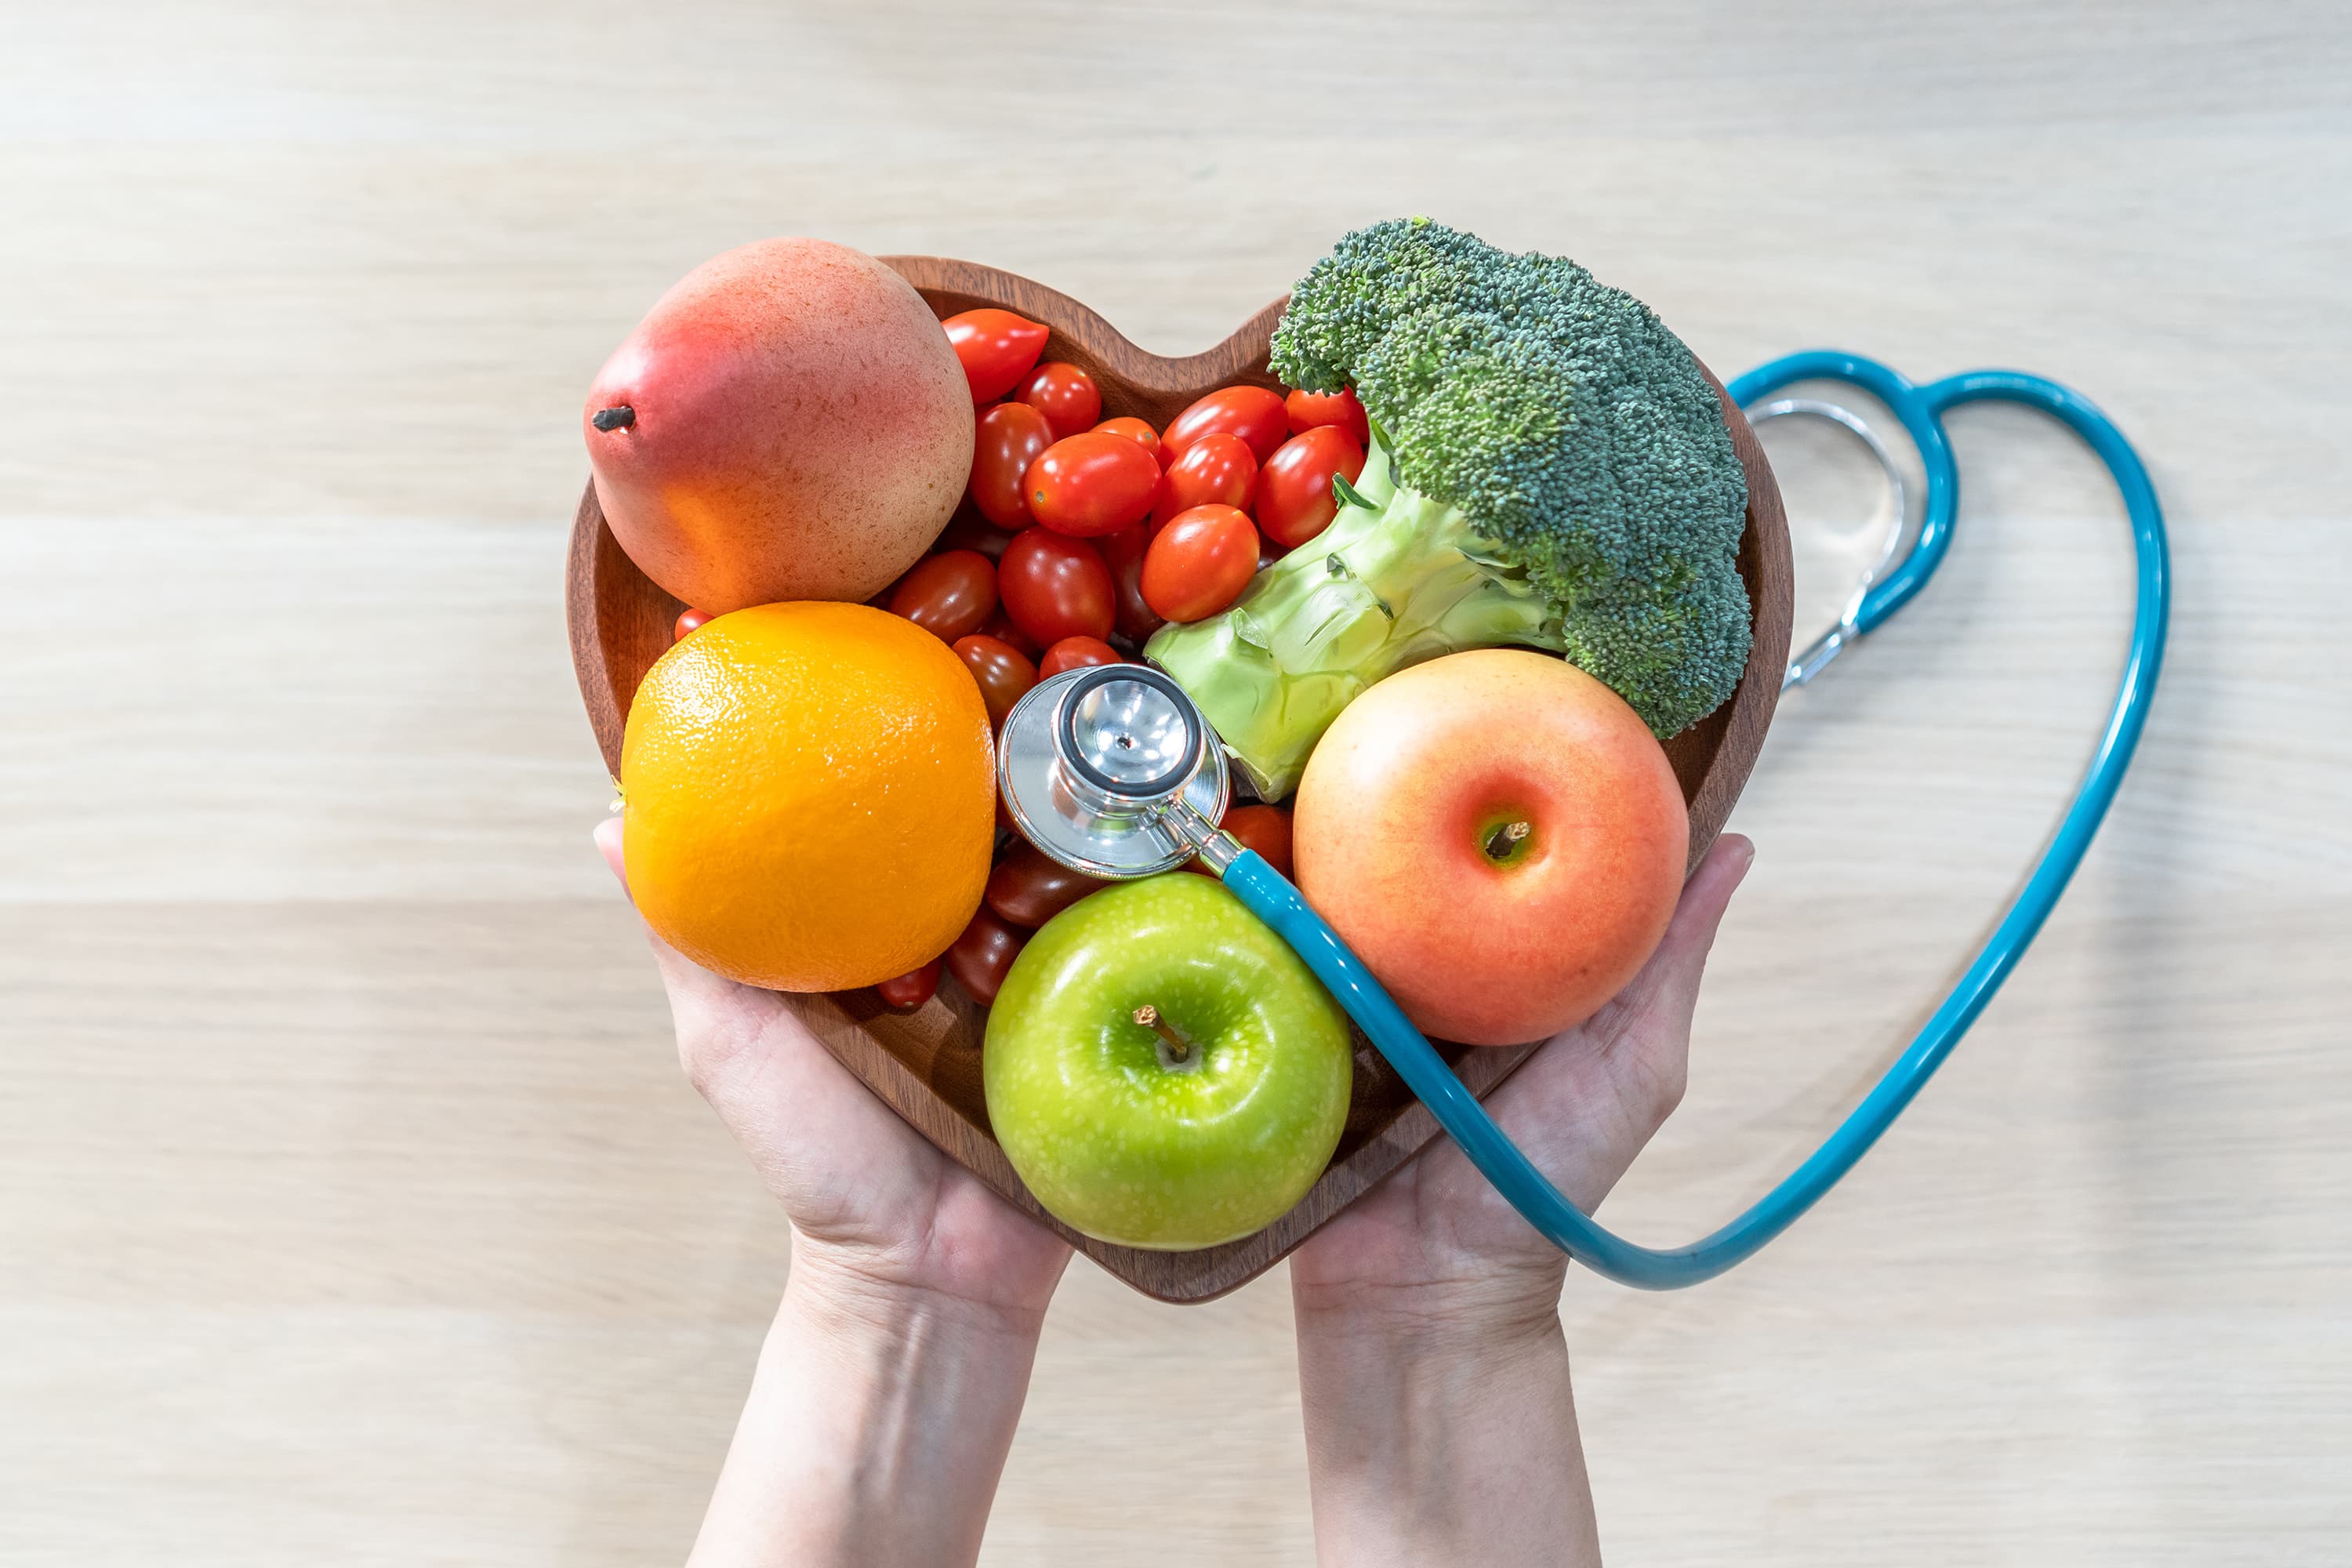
677 304 1368 1014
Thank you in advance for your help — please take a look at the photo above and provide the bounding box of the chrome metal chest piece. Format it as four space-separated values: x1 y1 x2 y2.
996 665 1231 880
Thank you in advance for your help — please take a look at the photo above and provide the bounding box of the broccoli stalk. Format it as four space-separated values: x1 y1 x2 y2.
1148 434 1565 800
1145 217 1752 801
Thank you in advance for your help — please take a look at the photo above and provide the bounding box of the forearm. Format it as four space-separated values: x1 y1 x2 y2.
688 1247 1046 1568
1293 1294 1599 1568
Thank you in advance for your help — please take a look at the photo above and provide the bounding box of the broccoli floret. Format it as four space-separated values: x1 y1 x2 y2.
1147 218 1751 800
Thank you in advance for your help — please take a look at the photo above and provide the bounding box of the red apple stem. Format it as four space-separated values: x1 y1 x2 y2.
591 405 636 432
1486 819 1532 858
1131 1004 1191 1062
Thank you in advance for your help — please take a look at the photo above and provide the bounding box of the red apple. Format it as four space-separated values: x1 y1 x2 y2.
1291 649 1687 1047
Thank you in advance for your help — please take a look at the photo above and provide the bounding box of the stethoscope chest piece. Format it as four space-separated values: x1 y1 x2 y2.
997 664 1230 880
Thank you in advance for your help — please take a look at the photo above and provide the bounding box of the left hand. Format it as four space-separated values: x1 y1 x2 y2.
593 816 1069 1330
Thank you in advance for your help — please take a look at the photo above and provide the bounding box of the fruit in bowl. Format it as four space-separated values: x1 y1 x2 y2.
619 601 995 992
568 227 1788 1299
982 873 1353 1251
1294 648 1687 1047
584 238 974 614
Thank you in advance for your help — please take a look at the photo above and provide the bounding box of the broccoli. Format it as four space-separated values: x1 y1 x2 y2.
1145 218 1751 800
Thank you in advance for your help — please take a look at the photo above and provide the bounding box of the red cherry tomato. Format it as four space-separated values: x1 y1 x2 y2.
998 528 1116 644
673 607 710 641
1015 361 1103 441
1092 416 1171 470
1037 635 1122 678
1096 523 1165 644
889 549 997 642
942 309 1049 403
933 507 1013 561
969 402 1056 528
951 633 1039 728
1142 504 1260 623
1284 385 1371 448
1254 425 1367 549
1190 803 1293 878
1024 432 1161 538
985 844 1111 927
876 959 941 1012
1152 432 1258 528
976 605 1040 659
944 908 1025 1006
1164 385 1289 463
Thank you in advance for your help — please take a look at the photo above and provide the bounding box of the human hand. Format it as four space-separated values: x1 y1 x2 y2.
1290 830 1753 1330
594 815 1069 1328
597 816 1068 1568
1283 833 1752 1568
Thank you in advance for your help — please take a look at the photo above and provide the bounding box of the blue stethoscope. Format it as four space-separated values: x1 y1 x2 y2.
997 351 2169 1289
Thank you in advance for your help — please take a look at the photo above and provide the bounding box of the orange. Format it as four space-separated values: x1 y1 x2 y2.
620 601 995 992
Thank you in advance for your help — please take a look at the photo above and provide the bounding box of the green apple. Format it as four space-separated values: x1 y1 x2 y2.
983 873 1352 1250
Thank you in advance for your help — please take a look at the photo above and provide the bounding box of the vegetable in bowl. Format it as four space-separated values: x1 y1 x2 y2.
1146 217 1751 800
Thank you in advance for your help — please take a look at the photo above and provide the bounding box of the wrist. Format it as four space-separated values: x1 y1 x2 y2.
1292 1273 1567 1406
782 1235 1054 1351
1291 1253 1568 1352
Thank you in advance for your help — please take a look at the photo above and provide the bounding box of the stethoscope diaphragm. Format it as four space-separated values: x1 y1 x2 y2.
997 664 1231 880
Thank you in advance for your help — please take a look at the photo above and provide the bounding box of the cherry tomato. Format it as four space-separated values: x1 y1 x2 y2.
944 908 1025 1006
1152 432 1258 528
1142 504 1260 623
673 607 710 641
1190 803 1293 878
889 549 997 642
934 506 1013 561
1097 523 1165 644
1163 384 1289 463
1015 361 1103 441
1038 635 1122 678
875 959 941 1012
969 402 1056 528
942 308 1049 403
1284 385 1371 448
951 634 1038 728
1025 432 1161 538
985 844 1111 927
998 528 1116 644
1254 425 1367 549
976 605 1040 659
1092 416 1171 470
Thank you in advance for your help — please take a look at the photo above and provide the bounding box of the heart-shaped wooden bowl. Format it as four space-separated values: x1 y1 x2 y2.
567 256 1793 1303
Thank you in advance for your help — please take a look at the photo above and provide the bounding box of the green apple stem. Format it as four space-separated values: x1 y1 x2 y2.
1484 818 1532 859
1131 1004 1195 1066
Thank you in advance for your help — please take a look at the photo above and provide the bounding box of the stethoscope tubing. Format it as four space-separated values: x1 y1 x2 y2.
1212 352 2170 1289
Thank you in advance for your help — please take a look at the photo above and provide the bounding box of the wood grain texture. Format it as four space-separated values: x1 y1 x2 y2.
9 2 2352 1563
566 256 1793 1301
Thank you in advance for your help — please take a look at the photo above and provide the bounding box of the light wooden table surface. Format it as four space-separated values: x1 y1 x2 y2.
6 4 2349 1563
